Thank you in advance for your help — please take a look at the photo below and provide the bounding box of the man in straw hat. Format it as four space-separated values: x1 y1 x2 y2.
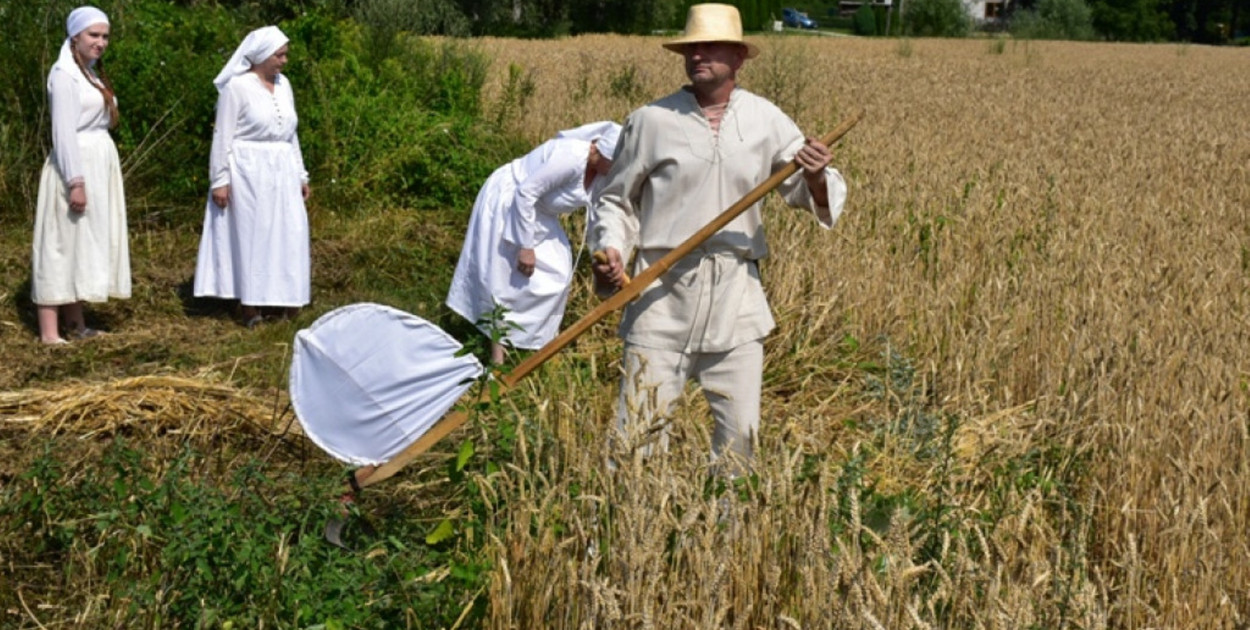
591 3 847 466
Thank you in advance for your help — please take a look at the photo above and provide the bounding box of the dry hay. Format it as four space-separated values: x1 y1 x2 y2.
0 374 288 440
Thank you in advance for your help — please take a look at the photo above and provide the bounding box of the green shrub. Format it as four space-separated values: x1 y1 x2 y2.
1091 0 1174 41
107 2 245 219
0 0 521 226
853 4 879 35
1011 0 1096 40
904 0 971 37
0 438 493 627
823 15 856 31
609 63 649 102
896 37 915 57
284 16 519 213
0 2 86 222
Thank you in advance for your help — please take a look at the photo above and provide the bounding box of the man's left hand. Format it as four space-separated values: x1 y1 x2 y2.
795 137 832 177
796 137 833 206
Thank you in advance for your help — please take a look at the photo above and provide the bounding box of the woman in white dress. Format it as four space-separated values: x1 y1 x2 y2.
31 6 129 345
446 121 621 364
194 26 310 327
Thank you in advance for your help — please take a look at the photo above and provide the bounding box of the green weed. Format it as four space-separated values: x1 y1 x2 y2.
1 437 493 627
896 37 914 57
608 63 648 103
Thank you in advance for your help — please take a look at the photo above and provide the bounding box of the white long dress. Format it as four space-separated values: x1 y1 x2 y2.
193 72 310 308
446 137 598 350
31 64 129 305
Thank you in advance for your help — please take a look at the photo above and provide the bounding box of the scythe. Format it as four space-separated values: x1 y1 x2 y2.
293 110 864 534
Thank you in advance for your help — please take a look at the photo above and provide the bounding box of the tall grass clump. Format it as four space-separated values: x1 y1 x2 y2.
746 36 818 127
896 37 915 57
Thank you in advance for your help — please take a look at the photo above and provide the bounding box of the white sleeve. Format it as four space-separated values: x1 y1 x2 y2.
775 116 847 229
48 69 84 188
591 115 643 257
292 131 309 185
813 167 847 227
208 84 240 189
503 147 583 249
288 83 309 184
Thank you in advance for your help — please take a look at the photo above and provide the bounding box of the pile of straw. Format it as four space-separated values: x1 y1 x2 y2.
0 374 286 439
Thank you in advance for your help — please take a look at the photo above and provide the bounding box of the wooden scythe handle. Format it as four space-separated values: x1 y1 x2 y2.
360 109 864 488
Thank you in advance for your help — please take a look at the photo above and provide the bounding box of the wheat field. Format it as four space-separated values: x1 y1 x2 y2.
460 35 1250 628
4 34 1247 628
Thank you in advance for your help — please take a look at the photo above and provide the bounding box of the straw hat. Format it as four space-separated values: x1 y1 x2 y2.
663 3 760 59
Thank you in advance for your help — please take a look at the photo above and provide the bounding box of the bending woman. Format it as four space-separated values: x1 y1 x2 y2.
32 6 129 344
194 26 310 327
446 121 620 363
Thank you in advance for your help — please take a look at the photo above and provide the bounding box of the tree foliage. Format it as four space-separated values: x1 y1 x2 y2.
0 0 524 225
167 0 1250 41
1011 0 1097 39
853 3 880 34
1089 0 1176 40
905 0 972 36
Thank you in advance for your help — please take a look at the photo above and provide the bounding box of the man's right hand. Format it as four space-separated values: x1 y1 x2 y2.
592 247 625 296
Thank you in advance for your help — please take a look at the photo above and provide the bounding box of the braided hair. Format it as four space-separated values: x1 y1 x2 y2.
70 35 119 129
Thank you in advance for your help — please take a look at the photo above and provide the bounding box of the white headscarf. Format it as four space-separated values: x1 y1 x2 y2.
556 120 622 161
51 6 109 87
213 26 289 91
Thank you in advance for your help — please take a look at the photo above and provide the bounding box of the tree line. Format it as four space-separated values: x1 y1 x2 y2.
1012 0 1245 42
168 0 1245 42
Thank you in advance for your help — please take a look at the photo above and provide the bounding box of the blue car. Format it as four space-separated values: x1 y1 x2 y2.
782 7 819 29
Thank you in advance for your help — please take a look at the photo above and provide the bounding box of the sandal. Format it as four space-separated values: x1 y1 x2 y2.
245 314 265 329
71 328 105 340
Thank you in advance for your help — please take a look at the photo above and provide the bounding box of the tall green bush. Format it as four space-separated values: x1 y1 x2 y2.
0 2 87 219
354 0 471 63
285 14 519 213
108 2 246 219
0 0 521 227
1090 0 1175 40
1011 0 1096 39
904 0 972 36
854 3 879 34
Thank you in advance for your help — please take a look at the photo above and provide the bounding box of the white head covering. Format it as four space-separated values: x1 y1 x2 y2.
556 120 622 161
67 6 109 39
213 26 289 91
52 6 109 85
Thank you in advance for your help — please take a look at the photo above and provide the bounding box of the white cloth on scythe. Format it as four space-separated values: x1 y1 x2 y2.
290 303 485 466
